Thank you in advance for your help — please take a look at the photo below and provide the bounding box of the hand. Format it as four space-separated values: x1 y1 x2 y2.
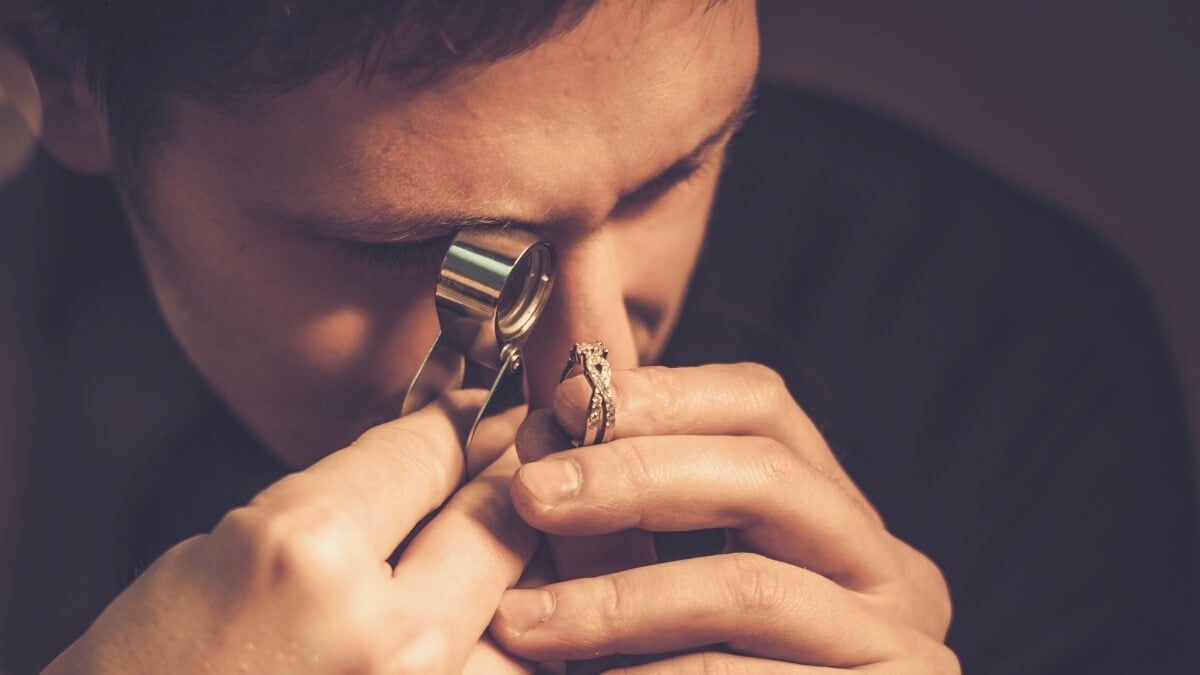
491 363 959 673
45 393 538 675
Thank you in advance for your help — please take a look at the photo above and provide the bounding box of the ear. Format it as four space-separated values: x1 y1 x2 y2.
37 66 112 174
15 8 113 175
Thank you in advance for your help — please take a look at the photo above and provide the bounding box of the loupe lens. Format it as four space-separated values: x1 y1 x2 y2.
496 242 552 343
433 229 554 369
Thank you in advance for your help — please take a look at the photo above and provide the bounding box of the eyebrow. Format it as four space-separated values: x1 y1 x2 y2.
273 83 758 244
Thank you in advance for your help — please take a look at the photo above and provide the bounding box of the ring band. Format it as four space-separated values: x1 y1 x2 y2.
560 341 615 445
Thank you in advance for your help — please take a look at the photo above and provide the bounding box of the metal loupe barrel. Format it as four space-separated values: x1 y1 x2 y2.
435 229 555 370
400 228 555 418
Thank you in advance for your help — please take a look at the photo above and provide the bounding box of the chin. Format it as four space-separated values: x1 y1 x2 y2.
251 409 383 468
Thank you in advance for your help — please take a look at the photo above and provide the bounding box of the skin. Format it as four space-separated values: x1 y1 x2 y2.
28 0 957 672
126 0 750 467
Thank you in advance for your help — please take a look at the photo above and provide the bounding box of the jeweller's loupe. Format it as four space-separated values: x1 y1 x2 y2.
400 228 555 455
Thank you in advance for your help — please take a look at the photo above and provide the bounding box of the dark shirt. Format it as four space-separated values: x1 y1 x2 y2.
4 83 1198 673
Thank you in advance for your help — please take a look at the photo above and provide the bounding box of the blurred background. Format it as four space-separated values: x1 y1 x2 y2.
2 1 1197 505
756 0 1200 470
1 0 1197 660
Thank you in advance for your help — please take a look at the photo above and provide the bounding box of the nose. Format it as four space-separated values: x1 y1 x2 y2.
522 229 638 409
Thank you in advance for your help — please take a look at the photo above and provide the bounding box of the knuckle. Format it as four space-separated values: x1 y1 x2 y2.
895 543 954 638
908 641 961 675
735 362 788 406
138 534 210 585
155 533 206 566
723 552 786 616
638 365 686 428
932 644 963 675
377 621 456 675
213 499 358 593
598 573 631 627
918 554 954 635
210 505 274 560
728 437 799 524
738 361 784 386
607 437 655 492
354 426 454 507
357 423 449 473
889 625 960 675
747 436 799 489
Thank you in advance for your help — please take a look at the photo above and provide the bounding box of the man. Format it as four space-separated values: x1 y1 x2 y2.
2 0 1197 672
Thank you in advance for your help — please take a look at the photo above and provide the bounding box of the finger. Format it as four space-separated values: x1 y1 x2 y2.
394 447 540 664
463 635 536 675
555 363 878 524
465 403 529 477
608 651 838 674
489 553 905 666
517 539 559 589
512 435 896 588
248 390 486 560
517 409 658 579
548 531 657 579
515 408 574 464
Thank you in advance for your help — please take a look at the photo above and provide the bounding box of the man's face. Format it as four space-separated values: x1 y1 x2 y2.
129 0 760 467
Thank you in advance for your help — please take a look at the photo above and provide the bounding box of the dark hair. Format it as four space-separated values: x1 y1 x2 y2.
36 0 600 178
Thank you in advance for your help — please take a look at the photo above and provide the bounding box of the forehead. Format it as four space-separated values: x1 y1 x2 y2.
163 0 759 228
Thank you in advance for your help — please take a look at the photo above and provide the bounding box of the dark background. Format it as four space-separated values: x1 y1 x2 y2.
2 0 1198 668
756 0 1200 466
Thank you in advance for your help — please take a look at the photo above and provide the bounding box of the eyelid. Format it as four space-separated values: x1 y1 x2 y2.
621 159 706 207
618 106 748 210
337 232 455 274
333 217 522 274
612 141 727 218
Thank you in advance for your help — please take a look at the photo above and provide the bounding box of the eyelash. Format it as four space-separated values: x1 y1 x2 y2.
337 234 455 274
627 154 713 206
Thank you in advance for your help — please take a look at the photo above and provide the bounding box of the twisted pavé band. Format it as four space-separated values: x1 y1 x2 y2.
559 341 615 446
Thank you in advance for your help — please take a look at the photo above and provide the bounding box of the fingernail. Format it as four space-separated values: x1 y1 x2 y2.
497 589 556 636
519 459 581 506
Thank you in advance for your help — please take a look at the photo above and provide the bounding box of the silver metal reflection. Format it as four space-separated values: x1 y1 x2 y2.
401 228 555 456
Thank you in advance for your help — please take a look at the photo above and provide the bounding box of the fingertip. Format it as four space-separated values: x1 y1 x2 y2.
552 376 592 436
432 386 491 414
509 465 557 528
516 408 574 463
492 588 557 641
516 460 581 508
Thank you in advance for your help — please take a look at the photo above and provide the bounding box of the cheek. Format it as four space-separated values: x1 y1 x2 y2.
147 209 432 378
296 306 374 372
131 182 442 459
613 168 719 356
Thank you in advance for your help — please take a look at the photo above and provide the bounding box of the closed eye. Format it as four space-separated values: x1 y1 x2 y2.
610 142 726 220
618 157 707 210
337 232 456 274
